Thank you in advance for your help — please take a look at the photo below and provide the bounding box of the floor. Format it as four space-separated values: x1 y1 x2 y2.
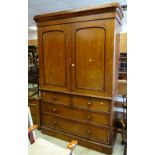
35 130 124 155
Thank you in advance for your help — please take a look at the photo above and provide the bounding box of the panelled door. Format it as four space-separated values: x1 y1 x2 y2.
71 19 115 97
38 24 71 92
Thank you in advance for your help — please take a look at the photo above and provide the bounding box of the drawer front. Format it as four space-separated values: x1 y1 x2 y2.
72 96 110 112
42 114 109 144
42 102 109 126
41 91 71 105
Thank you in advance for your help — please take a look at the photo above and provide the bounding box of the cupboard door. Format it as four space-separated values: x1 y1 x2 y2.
38 25 71 91
71 20 114 97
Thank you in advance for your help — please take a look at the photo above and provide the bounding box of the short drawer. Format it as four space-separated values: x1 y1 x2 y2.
41 102 109 126
42 114 109 144
41 91 71 106
72 96 110 112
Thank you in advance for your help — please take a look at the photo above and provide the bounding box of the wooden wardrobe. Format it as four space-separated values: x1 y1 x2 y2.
34 3 123 154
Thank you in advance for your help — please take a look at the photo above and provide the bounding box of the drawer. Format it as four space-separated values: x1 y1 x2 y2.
42 114 109 144
42 102 109 126
41 91 71 105
72 96 110 112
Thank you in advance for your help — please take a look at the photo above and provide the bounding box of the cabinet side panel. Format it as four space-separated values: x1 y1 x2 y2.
113 19 122 96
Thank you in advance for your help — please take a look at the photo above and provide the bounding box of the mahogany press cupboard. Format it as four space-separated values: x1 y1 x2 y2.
34 3 123 154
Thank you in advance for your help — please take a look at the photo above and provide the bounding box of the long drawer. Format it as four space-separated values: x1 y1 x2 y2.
72 96 110 112
41 102 109 126
42 113 109 144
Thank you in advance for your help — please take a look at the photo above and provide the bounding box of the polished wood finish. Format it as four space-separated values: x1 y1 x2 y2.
28 32 127 48
28 98 40 129
75 25 105 91
42 113 109 144
34 3 123 24
72 95 110 112
41 91 71 105
71 19 115 97
40 25 71 92
43 31 66 86
34 2 123 154
42 101 109 126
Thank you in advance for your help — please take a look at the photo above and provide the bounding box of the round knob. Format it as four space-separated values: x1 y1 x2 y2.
53 121 57 125
100 102 104 105
87 130 91 134
71 64 75 67
87 115 92 120
52 96 57 101
88 59 92 62
42 92 46 95
87 101 92 106
53 108 56 113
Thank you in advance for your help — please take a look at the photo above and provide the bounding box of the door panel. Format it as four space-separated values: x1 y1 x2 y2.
38 25 71 91
76 27 105 90
71 20 114 96
43 31 66 86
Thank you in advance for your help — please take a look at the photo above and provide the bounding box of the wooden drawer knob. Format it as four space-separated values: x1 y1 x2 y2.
100 102 104 105
87 115 92 120
52 96 57 101
42 92 46 95
87 130 91 134
53 121 57 125
87 101 92 106
52 108 56 113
